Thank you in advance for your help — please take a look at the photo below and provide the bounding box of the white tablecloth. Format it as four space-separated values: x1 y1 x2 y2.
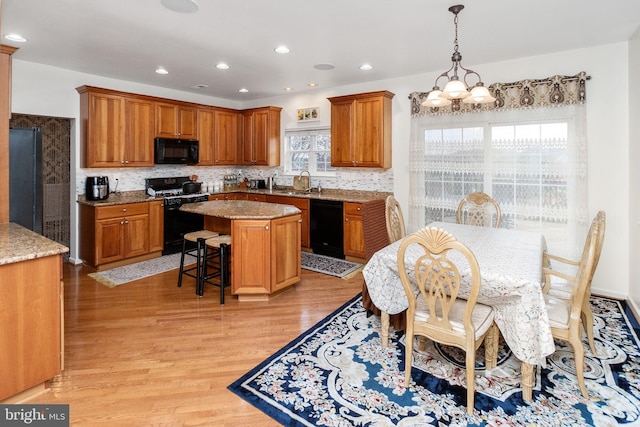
362 221 555 366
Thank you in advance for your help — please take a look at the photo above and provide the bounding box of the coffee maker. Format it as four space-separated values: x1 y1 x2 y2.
85 176 109 201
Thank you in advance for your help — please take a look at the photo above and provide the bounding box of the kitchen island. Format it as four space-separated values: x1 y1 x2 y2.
180 200 302 301
0 223 69 401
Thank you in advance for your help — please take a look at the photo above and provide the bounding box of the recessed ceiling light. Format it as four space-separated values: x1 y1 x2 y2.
359 64 373 71
314 63 335 70
284 87 294 92
274 46 290 54
238 88 249 93
4 33 27 43
155 67 169 75
216 63 229 70
160 0 199 13
307 83 318 88
192 84 208 89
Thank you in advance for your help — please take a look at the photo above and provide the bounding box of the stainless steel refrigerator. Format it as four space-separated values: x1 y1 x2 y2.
9 127 43 234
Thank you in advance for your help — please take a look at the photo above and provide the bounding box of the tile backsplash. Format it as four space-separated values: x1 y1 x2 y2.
77 165 394 196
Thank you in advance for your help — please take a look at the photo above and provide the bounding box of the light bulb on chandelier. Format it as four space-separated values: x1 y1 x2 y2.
422 5 495 109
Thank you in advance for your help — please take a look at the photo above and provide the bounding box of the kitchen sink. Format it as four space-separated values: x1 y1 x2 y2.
275 189 311 196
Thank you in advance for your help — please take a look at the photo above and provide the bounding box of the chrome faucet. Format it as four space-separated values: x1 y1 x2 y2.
298 170 311 192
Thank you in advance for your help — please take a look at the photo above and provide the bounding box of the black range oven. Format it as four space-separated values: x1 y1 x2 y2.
145 177 209 255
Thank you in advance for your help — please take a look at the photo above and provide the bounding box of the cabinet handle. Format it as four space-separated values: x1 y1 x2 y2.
357 207 361 211
122 208 127 212
124 220 129 224
298 219 302 223
345 218 349 222
120 221 125 225
265 225 269 230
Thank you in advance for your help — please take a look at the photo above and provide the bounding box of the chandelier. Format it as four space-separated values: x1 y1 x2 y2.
422 5 495 109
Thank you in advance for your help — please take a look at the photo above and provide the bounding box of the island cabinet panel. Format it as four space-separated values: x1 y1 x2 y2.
155 101 197 139
266 195 310 248
270 214 302 293
328 90 394 168
343 202 365 259
0 254 63 401
231 219 272 296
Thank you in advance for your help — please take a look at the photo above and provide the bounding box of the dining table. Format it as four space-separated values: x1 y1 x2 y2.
362 221 555 402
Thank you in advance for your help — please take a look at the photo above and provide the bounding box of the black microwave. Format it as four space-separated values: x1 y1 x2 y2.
154 137 199 164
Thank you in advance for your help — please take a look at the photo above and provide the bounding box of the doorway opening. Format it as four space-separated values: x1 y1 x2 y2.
9 114 71 261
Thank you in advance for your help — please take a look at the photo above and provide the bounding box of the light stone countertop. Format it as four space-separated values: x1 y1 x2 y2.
0 223 69 266
179 200 301 219
76 188 391 207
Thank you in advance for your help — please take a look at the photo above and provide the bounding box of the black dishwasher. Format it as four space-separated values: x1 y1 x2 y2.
310 199 345 259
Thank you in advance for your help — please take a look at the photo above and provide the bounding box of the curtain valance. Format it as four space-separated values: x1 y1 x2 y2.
409 71 589 117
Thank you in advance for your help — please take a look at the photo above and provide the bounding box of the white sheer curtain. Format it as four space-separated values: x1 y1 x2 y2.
408 74 589 258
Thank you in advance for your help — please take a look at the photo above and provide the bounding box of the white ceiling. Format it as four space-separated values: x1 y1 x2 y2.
2 0 640 102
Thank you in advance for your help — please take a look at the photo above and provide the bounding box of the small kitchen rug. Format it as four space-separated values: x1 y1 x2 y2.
88 253 195 288
301 252 363 279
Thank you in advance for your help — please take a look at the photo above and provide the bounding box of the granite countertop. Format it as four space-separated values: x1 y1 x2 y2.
0 223 69 266
77 188 391 207
179 200 301 219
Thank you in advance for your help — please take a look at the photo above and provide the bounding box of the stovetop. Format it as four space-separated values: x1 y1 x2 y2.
145 176 209 203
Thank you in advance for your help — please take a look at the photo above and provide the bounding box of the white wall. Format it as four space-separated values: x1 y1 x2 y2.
11 42 631 300
629 28 640 315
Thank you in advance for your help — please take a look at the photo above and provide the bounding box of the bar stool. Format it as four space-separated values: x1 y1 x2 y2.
177 230 219 293
200 234 232 303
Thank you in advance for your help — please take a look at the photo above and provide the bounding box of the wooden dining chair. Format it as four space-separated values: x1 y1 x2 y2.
543 212 603 398
385 195 406 243
397 227 498 415
456 192 502 228
542 211 605 356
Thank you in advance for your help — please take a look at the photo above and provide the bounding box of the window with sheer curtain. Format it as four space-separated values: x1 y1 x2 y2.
408 73 589 257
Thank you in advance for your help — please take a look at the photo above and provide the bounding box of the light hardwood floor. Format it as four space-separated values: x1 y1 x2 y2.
26 262 364 426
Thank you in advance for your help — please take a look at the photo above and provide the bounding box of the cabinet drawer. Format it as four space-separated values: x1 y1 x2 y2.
96 203 149 220
344 202 362 216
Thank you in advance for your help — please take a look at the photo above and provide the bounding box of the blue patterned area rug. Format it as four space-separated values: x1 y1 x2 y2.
301 252 363 279
228 294 640 426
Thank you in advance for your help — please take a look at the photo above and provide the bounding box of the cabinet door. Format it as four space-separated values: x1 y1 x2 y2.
148 200 164 253
197 108 215 165
214 110 240 165
96 217 125 264
178 105 197 139
125 97 154 166
155 102 179 138
87 92 126 167
124 213 149 258
242 109 270 165
271 214 302 293
343 202 365 258
354 96 385 167
232 219 271 295
330 100 355 167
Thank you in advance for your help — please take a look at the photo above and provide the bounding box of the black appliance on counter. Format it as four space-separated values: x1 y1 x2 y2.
85 176 109 201
154 137 199 165
145 177 209 255
310 199 344 259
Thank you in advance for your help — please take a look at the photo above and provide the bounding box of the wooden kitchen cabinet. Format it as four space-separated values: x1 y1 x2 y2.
328 90 394 168
231 214 301 297
77 86 154 167
266 195 310 248
155 101 197 139
213 108 241 165
343 202 365 259
148 199 164 253
79 202 150 268
241 106 282 166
